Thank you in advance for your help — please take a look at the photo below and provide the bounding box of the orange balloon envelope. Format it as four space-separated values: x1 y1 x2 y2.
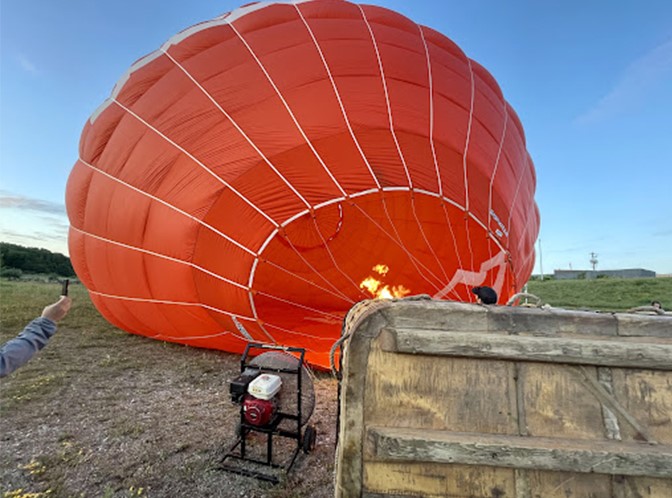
66 0 540 367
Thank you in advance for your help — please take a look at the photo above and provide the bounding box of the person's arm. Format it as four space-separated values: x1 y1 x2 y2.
0 317 57 377
0 296 72 378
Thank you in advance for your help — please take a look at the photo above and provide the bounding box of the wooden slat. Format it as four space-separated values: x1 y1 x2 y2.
387 328 672 370
369 427 672 478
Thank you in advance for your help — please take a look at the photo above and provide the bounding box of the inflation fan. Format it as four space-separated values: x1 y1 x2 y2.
220 343 317 483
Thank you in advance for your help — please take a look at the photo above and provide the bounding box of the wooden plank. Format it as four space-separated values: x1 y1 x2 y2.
335 307 390 498
597 367 622 441
488 306 619 336
512 363 529 437
610 369 672 445
386 301 489 332
613 475 672 497
522 470 612 497
616 314 672 338
363 341 517 434
369 427 672 478
387 328 672 370
519 363 606 440
363 461 514 498
569 366 657 444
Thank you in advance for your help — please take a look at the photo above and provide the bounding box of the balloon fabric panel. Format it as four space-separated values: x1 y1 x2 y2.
66 0 540 368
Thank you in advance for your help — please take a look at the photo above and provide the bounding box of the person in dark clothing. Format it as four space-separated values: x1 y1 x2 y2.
472 286 498 305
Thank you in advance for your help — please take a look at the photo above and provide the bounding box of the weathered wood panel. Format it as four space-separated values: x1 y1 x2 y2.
610 369 672 445
365 334 518 434
334 300 672 498
616 314 672 338
363 461 515 498
522 363 607 439
387 328 672 370
368 427 672 478
521 470 612 498
611 475 672 498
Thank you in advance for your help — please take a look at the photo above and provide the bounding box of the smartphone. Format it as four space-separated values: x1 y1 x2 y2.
61 279 70 296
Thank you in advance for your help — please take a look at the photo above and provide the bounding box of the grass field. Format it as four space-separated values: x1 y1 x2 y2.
1 277 670 497
526 277 671 311
0 281 337 498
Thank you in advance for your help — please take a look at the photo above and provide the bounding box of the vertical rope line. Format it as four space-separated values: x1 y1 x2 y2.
506 159 530 238
277 232 356 303
310 216 369 299
351 201 441 292
377 195 444 290
415 24 451 282
463 58 476 272
297 4 433 285
161 45 356 309
294 4 381 190
439 202 466 300
418 31 468 297
111 99 279 227
161 49 312 210
358 5 447 289
225 21 348 198
487 103 510 264
463 58 475 212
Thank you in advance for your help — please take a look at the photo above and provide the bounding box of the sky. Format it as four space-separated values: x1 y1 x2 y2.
1 0 671 276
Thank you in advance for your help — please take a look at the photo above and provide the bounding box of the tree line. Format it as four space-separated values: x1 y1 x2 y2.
0 242 74 278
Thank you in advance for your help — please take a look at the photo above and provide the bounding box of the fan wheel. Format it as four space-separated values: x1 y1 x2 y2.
302 425 317 453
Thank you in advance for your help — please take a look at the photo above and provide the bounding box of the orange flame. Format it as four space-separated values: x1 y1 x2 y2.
359 264 411 299
372 264 389 276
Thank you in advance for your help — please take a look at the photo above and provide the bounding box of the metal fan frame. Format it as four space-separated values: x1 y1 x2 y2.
220 343 317 484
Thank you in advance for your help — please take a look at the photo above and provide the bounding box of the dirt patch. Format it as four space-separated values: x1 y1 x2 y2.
1 282 338 498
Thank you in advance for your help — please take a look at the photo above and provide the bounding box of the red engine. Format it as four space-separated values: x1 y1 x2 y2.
243 394 278 427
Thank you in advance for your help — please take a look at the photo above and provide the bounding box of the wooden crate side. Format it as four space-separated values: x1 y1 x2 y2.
364 332 518 434
612 475 672 498
488 306 619 336
387 328 672 370
335 312 388 498
336 300 672 497
367 427 672 478
616 314 672 338
521 469 612 497
385 301 489 332
362 461 515 498
519 363 607 439
610 368 672 445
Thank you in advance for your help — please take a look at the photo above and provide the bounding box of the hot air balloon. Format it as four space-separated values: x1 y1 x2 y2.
66 0 540 367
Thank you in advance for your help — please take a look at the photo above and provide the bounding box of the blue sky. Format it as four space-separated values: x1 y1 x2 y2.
1 0 671 275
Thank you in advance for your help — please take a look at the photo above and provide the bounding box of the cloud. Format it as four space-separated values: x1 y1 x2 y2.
1 228 69 256
575 38 672 124
16 53 39 75
0 192 66 216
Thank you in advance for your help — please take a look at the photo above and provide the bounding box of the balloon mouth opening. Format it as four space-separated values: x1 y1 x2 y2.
251 190 495 310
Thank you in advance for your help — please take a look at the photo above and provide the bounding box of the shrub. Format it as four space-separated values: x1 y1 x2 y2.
0 268 23 280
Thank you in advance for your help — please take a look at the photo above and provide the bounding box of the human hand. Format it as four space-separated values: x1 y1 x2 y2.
42 296 73 322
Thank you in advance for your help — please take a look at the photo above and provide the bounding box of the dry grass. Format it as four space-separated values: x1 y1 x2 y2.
1 281 337 498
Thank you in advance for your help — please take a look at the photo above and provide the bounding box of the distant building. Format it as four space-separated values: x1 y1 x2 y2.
553 269 656 280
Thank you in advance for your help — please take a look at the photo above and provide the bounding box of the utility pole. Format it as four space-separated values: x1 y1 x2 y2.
590 252 598 271
538 239 544 280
